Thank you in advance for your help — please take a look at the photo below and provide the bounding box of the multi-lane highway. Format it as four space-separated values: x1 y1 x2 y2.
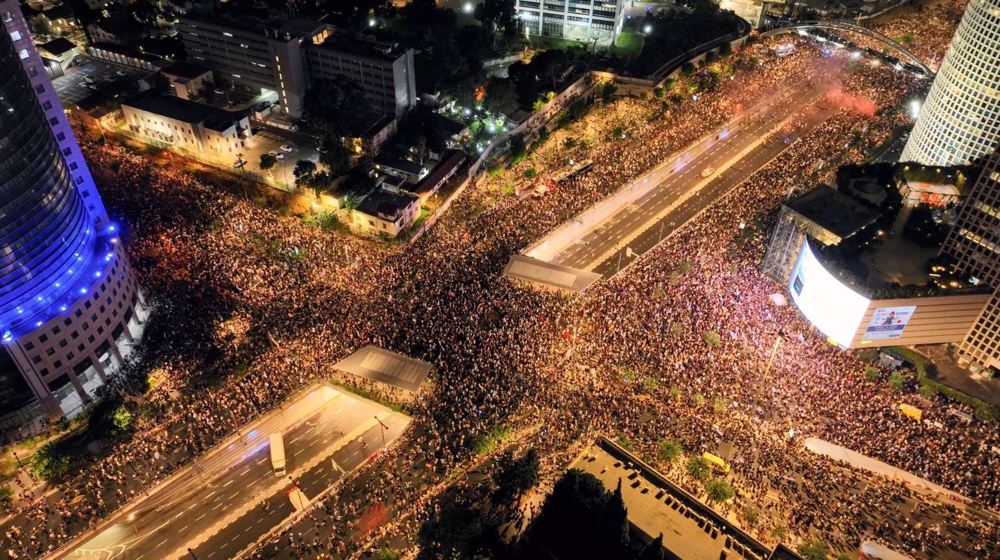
60 384 410 560
537 83 837 277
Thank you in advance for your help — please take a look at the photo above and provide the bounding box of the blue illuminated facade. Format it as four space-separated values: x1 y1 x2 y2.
1 2 146 424
0 17 106 341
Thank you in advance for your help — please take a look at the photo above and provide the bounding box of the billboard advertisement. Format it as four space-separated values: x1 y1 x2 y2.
862 306 916 341
788 242 870 347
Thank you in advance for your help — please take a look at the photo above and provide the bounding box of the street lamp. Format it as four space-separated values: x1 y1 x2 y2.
463 2 474 14
375 416 389 448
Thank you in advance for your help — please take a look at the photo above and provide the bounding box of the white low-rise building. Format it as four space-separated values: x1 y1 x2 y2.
122 94 252 162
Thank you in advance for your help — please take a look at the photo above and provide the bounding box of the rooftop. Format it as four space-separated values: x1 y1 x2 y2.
572 437 795 560
124 94 245 131
39 37 76 56
332 345 431 393
413 150 466 194
785 185 881 240
357 188 418 220
162 61 210 80
375 155 426 177
313 32 406 61
42 4 75 20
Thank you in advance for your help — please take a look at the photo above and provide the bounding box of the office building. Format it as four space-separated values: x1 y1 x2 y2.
515 0 625 46
0 1 147 426
178 16 417 117
304 35 417 117
899 0 1000 166
762 168 992 349
943 152 1000 373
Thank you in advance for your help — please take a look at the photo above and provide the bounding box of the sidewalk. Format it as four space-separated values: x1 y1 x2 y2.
917 345 1000 408
803 437 968 506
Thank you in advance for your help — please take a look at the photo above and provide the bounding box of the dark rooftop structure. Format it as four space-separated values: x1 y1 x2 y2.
573 437 802 560
433 113 467 137
784 185 882 241
357 188 418 221
413 150 466 196
123 94 245 131
375 155 426 179
314 32 406 60
41 4 75 20
39 37 76 56
161 61 210 80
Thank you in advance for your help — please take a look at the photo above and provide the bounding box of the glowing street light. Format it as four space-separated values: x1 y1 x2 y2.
643 24 653 34
463 2 474 13
368 18 377 27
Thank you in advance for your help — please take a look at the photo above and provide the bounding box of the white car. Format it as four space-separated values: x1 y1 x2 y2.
280 144 295 153
275 153 286 160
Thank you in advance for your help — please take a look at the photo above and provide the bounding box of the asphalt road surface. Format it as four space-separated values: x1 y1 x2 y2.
60 385 411 560
547 84 833 276
51 56 147 106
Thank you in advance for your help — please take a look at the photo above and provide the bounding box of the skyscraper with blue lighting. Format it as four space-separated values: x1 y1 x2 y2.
1 1 146 425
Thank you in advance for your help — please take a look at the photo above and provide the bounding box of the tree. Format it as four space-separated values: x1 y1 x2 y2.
302 78 373 137
797 540 830 560
636 534 664 560
293 159 318 188
259 153 277 176
705 478 734 503
525 470 630 559
342 192 362 214
309 171 334 198
491 448 540 507
599 479 629 557
475 0 521 37
320 138 351 177
656 439 682 463
416 495 495 560
483 77 518 114
686 456 710 481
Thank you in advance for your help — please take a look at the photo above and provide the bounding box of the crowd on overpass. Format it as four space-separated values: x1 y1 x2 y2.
2 2 999 558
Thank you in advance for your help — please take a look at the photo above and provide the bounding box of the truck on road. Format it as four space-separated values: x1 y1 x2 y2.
269 433 286 476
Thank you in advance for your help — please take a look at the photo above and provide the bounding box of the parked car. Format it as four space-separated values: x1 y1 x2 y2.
280 144 295 153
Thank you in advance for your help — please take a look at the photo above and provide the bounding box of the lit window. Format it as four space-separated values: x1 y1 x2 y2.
10 30 21 41
19 48 29 59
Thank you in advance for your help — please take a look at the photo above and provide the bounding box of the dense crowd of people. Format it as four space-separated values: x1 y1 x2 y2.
2 0 998 558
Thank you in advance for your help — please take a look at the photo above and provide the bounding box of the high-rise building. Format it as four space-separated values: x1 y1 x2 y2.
899 0 1000 166
943 152 1000 373
0 1 147 426
515 0 625 45
178 16 417 118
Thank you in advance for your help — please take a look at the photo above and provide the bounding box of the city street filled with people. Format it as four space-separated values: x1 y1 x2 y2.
3 0 999 558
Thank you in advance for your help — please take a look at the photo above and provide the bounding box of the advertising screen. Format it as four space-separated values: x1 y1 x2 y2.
788 242 870 347
862 306 916 340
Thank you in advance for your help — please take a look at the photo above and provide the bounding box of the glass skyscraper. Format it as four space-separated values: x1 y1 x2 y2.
899 0 1000 166
1 1 146 426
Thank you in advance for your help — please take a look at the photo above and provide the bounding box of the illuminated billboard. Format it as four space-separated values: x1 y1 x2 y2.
788 242 870 346
862 306 916 340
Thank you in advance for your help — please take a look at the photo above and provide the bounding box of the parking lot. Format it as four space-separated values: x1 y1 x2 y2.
238 125 321 188
51 55 148 106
